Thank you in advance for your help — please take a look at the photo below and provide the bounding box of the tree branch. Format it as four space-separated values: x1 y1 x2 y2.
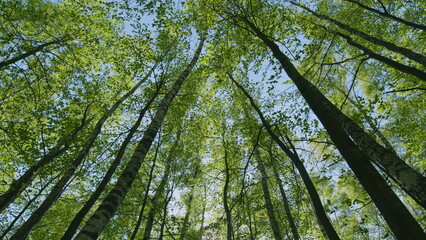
384 87 426 94
320 54 367 66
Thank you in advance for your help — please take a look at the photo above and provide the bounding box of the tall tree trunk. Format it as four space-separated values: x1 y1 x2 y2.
61 84 161 240
253 146 283 240
0 104 89 213
74 38 204 240
242 20 425 239
275 171 300 240
142 136 179 240
244 109 283 240
337 113 426 209
9 64 157 240
179 167 199 240
342 0 426 31
222 135 234 240
327 28 426 82
129 141 160 240
179 190 194 240
338 89 424 206
319 27 426 207
337 88 395 153
269 150 299 240
158 188 173 240
289 1 426 67
231 74 340 240
244 195 255 240
0 38 64 68
319 47 426 208
0 177 54 239
198 185 207 240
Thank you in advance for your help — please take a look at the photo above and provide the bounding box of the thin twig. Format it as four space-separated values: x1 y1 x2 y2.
384 87 426 94
340 57 368 110
320 53 366 66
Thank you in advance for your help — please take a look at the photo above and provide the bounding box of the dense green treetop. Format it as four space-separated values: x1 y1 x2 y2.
0 0 424 239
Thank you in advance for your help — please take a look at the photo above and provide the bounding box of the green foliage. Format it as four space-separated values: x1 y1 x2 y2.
1 0 424 239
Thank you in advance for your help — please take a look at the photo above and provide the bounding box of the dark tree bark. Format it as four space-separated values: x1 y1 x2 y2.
343 0 426 31
73 37 204 240
289 1 426 67
269 151 299 240
178 190 194 240
0 177 53 239
337 89 395 153
221 129 234 240
198 185 207 239
223 4 425 209
253 146 283 240
61 84 162 240
9 64 157 240
179 167 199 240
244 109 283 239
328 28 426 82
158 187 173 240
240 19 425 239
129 141 160 240
142 137 179 240
223 139 234 240
318 27 426 208
331 78 426 208
244 195 256 240
231 74 340 240
337 89 425 207
0 39 63 68
0 104 89 213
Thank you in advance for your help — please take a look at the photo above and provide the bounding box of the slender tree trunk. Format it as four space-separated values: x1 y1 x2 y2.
0 104 89 213
245 195 255 240
270 153 299 240
275 171 300 240
179 190 194 240
74 38 204 240
9 64 157 240
142 137 179 240
290 1 426 67
328 28 426 82
223 150 234 240
254 147 283 240
343 0 426 31
129 142 160 240
141 202 158 240
222 136 234 240
242 21 426 239
0 177 53 239
231 73 340 239
198 185 207 240
244 109 283 239
61 85 161 240
249 196 259 240
0 39 63 68
159 188 173 240
179 167 199 240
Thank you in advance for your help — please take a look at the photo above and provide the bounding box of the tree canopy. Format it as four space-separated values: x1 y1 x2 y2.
0 0 425 239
